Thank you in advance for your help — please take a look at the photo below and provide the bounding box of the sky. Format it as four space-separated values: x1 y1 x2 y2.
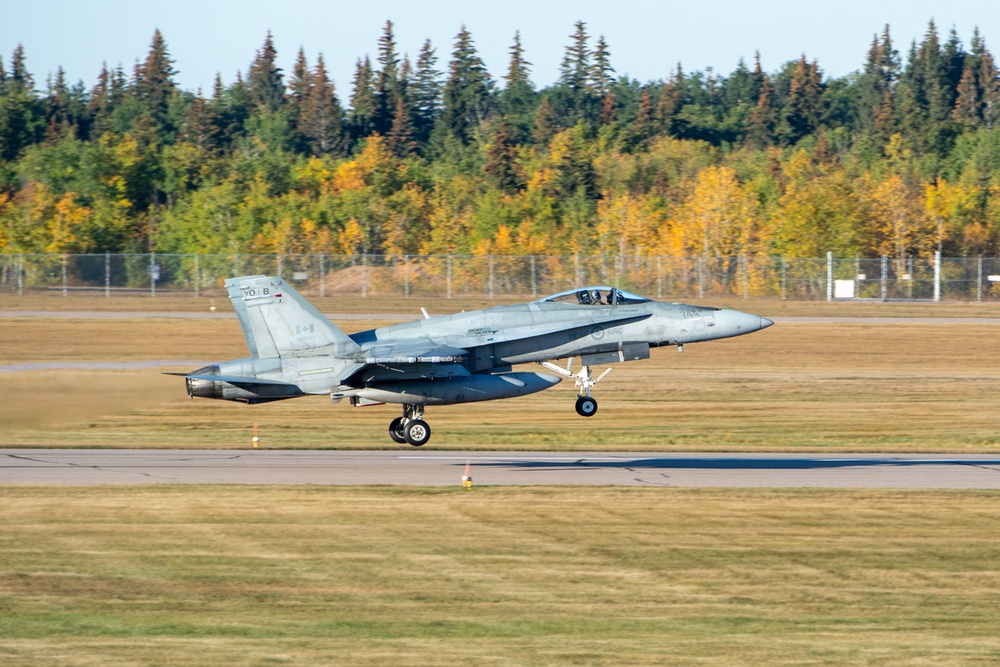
3 0 1000 95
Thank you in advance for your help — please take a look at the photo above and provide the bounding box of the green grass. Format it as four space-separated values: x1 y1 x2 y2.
2 486 1000 665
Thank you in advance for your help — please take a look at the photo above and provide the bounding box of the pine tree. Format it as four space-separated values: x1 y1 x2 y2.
623 86 655 149
952 62 980 126
559 21 590 93
300 54 346 156
411 40 441 143
778 55 823 145
483 120 521 192
247 32 285 112
9 44 33 93
288 48 310 114
856 25 900 134
588 35 614 96
135 29 177 120
349 56 377 139
373 20 401 135
656 66 684 137
599 90 617 126
980 47 1000 129
499 31 534 118
532 95 557 145
385 94 416 157
442 25 494 142
746 54 777 148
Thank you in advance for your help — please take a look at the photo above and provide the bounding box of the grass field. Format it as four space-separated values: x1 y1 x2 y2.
3 298 1000 666
2 485 999 666
3 297 1000 449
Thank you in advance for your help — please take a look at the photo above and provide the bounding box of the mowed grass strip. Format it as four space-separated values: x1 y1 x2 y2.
1 486 999 666
4 316 1000 450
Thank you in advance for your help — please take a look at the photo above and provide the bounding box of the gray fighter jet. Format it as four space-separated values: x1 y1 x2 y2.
175 275 773 446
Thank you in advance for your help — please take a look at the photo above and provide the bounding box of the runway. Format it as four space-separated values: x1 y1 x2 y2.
3 449 1000 488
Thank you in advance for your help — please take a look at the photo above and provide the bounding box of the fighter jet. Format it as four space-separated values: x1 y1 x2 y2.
173 275 773 446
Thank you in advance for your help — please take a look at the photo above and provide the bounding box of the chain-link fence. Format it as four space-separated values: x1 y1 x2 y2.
3 252 1000 301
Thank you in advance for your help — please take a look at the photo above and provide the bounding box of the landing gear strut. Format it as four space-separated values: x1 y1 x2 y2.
389 404 431 446
541 359 611 418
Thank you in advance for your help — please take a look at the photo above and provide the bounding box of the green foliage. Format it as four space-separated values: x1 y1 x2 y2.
4 22 1000 257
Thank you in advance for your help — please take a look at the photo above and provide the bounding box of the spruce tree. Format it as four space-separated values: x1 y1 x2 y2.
483 120 521 192
746 54 777 148
499 31 534 118
559 21 590 93
442 25 494 142
247 32 285 112
373 20 401 135
349 56 377 139
411 40 442 143
385 94 416 157
778 55 823 145
588 35 615 97
135 29 177 121
300 54 346 156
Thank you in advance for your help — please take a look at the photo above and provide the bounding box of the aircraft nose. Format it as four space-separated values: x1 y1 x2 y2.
713 309 774 337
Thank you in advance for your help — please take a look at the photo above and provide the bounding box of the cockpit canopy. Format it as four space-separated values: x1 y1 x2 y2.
536 286 652 306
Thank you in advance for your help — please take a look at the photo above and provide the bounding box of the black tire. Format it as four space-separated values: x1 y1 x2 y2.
404 419 431 446
388 417 407 444
575 396 598 417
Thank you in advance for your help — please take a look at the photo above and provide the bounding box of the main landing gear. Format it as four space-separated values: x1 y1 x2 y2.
541 359 612 419
389 404 432 446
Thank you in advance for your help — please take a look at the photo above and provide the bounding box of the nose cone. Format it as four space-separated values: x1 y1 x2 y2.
713 309 774 339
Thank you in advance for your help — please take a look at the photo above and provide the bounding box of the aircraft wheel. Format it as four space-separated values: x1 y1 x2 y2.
575 396 598 417
388 417 407 444
404 419 431 447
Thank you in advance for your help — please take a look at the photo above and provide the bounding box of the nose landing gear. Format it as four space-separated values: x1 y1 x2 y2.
389 404 432 446
541 359 611 418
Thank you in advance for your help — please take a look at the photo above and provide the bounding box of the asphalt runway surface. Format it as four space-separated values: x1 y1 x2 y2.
3 449 1000 488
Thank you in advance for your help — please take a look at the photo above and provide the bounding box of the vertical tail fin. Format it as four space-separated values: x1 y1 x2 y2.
225 275 360 359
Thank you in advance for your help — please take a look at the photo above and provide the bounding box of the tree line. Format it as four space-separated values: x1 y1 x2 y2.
1 19 1000 265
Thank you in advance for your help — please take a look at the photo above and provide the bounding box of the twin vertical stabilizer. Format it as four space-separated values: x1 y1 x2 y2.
225 275 360 359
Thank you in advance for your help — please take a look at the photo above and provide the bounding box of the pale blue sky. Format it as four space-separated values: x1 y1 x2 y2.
3 0 998 94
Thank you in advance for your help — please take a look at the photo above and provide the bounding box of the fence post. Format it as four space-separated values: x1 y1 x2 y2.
362 253 367 298
881 255 888 300
150 252 156 297
826 251 833 302
105 252 110 297
320 254 326 298
62 254 67 297
780 256 787 300
530 255 537 297
977 256 983 303
741 254 748 299
404 254 410 299
934 250 941 302
17 253 23 297
194 254 200 297
447 254 452 299
489 254 495 299
698 255 705 299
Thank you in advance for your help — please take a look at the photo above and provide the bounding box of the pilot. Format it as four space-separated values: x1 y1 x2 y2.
576 290 592 305
592 289 602 304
